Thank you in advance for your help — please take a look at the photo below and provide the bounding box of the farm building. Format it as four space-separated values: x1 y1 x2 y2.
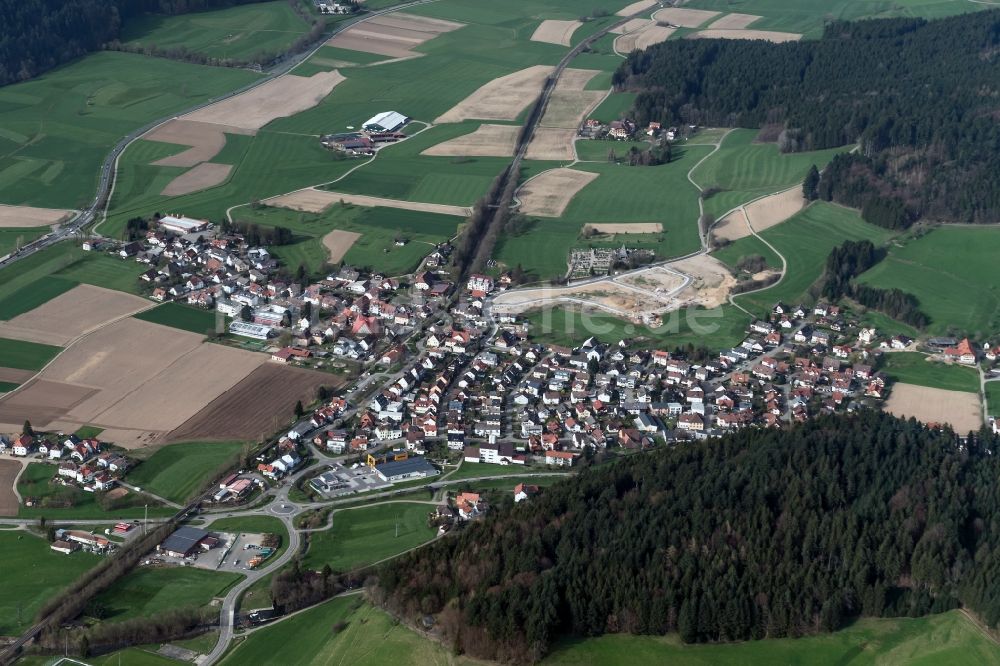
159 526 216 558
159 215 210 235
363 111 409 132
373 455 439 483
229 321 273 340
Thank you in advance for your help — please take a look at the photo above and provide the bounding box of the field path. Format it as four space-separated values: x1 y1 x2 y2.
685 128 735 250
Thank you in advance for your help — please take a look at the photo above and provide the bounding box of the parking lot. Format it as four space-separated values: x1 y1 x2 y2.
308 462 392 498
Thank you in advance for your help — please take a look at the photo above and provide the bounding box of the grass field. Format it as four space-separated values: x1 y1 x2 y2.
575 139 649 162
0 530 101 636
134 302 220 336
302 502 436 572
879 352 980 394
121 1 310 61
16 463 173 520
444 461 569 482
128 441 245 504
238 204 459 275
588 92 637 124
93 566 243 622
0 52 259 209
712 233 781 273
987 382 1000 418
857 226 1000 337
732 203 894 316
0 337 60 370
692 129 849 219
0 227 48 256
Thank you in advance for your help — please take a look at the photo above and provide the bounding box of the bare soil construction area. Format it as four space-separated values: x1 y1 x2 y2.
707 13 762 30
493 281 660 318
714 187 805 242
0 204 72 228
651 7 720 27
885 383 983 434
161 162 233 196
689 29 802 43
327 12 463 58
435 65 554 123
265 188 472 217
629 255 737 310
518 168 598 217
322 229 362 262
525 128 577 161
145 119 255 168
617 0 659 16
164 364 341 443
183 71 346 131
0 319 264 446
0 459 19 516
421 123 518 157
0 284 149 346
530 19 581 46
615 23 677 52
583 223 663 234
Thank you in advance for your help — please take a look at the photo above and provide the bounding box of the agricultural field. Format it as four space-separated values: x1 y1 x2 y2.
732 203 894 317
15 462 172 520
692 129 848 219
134 302 221 336
92 566 243 622
120 1 311 61
0 52 259 209
879 352 980 394
856 226 1000 337
0 337 60 371
302 502 436 572
127 441 246 504
0 530 101 636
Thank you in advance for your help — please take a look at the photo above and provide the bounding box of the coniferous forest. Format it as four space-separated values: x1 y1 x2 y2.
615 12 1000 226
375 412 1000 663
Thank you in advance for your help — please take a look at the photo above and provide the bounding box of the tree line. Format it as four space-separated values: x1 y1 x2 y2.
374 411 1000 663
615 11 1000 226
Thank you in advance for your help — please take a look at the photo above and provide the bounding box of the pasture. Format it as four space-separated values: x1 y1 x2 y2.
879 352 980 394
134 302 220 336
128 441 245 504
120 1 310 61
0 530 101 636
856 226 1000 337
0 52 259 209
93 566 243 622
732 203 894 316
302 502 436 572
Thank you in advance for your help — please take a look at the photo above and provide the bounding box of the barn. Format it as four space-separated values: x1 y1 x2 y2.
362 111 409 133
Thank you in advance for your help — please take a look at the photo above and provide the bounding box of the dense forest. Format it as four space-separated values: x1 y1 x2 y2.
375 412 1000 663
0 0 279 86
615 12 1000 225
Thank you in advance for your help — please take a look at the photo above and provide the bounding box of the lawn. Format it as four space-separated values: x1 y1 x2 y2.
444 461 569 482
74 425 105 439
16 463 173 520
879 352 980 394
856 226 1000 337
219 596 462 666
134 302 221 336
120 1 310 61
128 441 246 504
733 203 895 317
92 566 243 622
545 611 1000 665
302 502 436 573
0 337 60 370
0 530 101 635
691 129 849 219
0 51 259 209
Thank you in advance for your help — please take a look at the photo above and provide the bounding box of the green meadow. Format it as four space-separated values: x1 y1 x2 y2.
302 502 436 572
879 352 980 394
0 51 259 209
444 461 569 481
92 566 243 622
986 382 1000 418
0 337 60 370
857 226 1000 337
0 227 48 256
134 302 220 336
16 463 172 520
0 531 101 635
712 233 781 274
128 441 245 504
120 1 310 61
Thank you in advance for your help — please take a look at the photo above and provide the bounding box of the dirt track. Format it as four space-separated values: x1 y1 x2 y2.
322 229 361 262
0 459 18 516
145 119 255 168
161 162 233 196
265 188 472 217
885 383 983 434
518 168 598 217
531 19 581 46
0 204 72 228
435 65 554 123
421 124 518 157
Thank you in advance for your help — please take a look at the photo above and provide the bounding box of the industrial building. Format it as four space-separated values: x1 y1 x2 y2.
373 455 439 483
159 526 217 558
229 321 273 340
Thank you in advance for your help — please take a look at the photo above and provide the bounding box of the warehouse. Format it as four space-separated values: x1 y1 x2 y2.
229 321 273 340
374 455 439 483
362 111 409 133
159 215 210 235
159 526 217 558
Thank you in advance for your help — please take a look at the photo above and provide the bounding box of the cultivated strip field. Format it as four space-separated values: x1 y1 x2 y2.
617 0 659 16
164 364 340 443
0 204 72 228
322 229 362 262
652 7 720 27
0 284 149 346
527 69 605 159
690 29 802 42
525 128 577 161
161 162 233 196
0 368 34 384
530 19 582 46
707 13 762 29
0 459 19 516
326 12 463 59
145 119 255 167
714 186 805 241
183 71 346 131
434 65 554 123
885 383 982 434
518 168 599 217
264 189 472 217
421 123 519 157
